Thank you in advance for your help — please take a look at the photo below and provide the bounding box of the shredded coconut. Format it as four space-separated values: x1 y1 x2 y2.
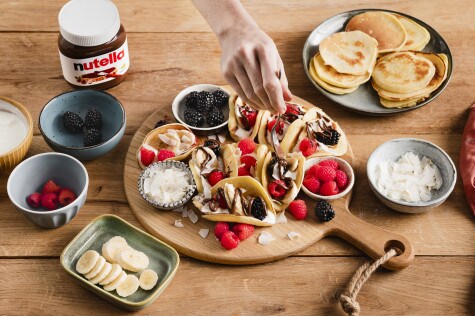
174 220 184 228
143 166 193 204
258 231 275 246
276 212 288 224
287 231 301 240
199 229 209 239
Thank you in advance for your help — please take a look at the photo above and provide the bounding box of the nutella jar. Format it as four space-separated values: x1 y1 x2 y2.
58 0 129 89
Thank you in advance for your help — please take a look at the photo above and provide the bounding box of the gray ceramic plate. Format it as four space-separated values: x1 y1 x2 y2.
302 9 453 116
60 215 179 311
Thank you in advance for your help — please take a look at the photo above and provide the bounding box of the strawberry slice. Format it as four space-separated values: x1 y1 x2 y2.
140 146 156 167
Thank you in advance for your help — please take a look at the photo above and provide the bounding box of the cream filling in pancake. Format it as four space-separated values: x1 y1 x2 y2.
319 30 379 75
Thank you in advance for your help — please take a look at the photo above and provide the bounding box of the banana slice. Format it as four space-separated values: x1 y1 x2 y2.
117 249 149 272
139 269 158 290
76 250 100 275
102 236 130 263
116 275 140 297
99 263 123 286
103 271 127 292
90 262 112 284
85 256 106 279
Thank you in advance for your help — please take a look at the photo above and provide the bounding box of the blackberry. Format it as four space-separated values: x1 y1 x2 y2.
213 90 228 107
317 129 340 146
206 107 225 127
250 197 267 220
185 91 199 108
204 139 221 157
84 108 103 130
62 111 84 133
154 119 169 128
184 108 204 127
196 91 217 113
83 128 102 147
315 201 335 222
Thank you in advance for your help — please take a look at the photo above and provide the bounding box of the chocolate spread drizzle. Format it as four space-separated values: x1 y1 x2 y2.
197 147 213 170
238 103 257 130
306 112 334 141
282 102 305 123
267 153 293 193
208 187 253 216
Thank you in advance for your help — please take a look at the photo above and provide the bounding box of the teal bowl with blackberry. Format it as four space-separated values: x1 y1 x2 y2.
39 90 126 160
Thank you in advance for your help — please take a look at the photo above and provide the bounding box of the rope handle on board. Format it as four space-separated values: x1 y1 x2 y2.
339 249 398 316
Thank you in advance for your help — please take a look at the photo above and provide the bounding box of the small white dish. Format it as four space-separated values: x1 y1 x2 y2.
302 156 355 200
171 84 230 136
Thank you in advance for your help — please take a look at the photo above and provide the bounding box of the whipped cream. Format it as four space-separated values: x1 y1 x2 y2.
0 101 28 155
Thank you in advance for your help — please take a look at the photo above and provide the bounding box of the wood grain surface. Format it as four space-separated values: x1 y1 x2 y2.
0 0 474 315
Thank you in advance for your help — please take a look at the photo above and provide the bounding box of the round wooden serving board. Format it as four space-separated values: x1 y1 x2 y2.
124 92 415 270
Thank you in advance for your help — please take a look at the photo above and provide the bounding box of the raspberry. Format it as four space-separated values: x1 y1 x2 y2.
232 223 255 241
267 119 284 133
238 138 256 155
335 170 348 189
27 193 41 208
267 180 287 199
305 164 321 178
140 147 156 167
220 231 240 250
240 155 257 167
42 180 61 195
214 222 230 240
214 192 228 209
40 193 58 211
242 109 257 128
156 149 175 161
318 159 339 170
299 138 318 157
238 166 251 176
319 181 339 196
316 166 336 182
287 200 308 220
58 188 77 206
303 176 320 194
207 170 225 187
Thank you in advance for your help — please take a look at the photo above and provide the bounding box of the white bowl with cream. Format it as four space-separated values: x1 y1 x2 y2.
0 97 33 171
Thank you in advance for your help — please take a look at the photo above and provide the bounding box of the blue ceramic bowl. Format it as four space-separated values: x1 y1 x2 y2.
7 152 89 228
39 90 126 160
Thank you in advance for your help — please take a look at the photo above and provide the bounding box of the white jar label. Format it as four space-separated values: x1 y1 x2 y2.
59 39 129 86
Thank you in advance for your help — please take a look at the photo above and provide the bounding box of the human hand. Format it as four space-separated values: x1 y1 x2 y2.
218 25 292 114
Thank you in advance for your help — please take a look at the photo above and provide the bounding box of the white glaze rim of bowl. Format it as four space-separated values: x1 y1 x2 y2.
0 97 31 157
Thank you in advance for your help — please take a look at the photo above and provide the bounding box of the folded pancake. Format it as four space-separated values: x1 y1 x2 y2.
372 53 447 103
137 123 200 169
313 53 371 88
258 102 308 149
372 51 436 94
319 31 378 75
228 95 264 141
222 142 268 182
188 143 238 198
345 11 407 53
192 177 276 226
308 59 359 95
281 107 348 158
394 14 430 51
261 152 305 213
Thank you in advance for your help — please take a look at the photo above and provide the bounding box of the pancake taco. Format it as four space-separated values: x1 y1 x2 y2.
221 142 268 182
228 95 264 141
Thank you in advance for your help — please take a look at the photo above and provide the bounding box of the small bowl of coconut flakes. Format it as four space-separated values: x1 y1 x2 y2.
367 138 456 213
138 160 197 210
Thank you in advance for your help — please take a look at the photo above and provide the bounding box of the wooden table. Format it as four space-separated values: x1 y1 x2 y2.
0 1 473 315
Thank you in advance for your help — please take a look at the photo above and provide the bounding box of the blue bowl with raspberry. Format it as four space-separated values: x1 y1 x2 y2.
302 156 355 201
7 152 89 228
172 84 230 136
39 90 126 160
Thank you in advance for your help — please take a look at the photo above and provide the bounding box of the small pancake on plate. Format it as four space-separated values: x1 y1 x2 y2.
319 30 378 75
308 59 358 95
379 95 428 108
372 51 436 93
346 11 407 53
313 53 371 88
394 14 431 51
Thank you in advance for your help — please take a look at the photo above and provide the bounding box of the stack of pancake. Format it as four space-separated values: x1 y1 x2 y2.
308 30 378 95
309 11 448 108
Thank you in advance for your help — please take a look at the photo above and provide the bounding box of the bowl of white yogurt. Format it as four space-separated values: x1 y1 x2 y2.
0 97 33 172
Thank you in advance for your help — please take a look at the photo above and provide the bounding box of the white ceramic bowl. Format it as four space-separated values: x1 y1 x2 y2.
172 84 230 136
7 152 89 228
302 156 355 200
367 138 456 213
138 160 196 210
